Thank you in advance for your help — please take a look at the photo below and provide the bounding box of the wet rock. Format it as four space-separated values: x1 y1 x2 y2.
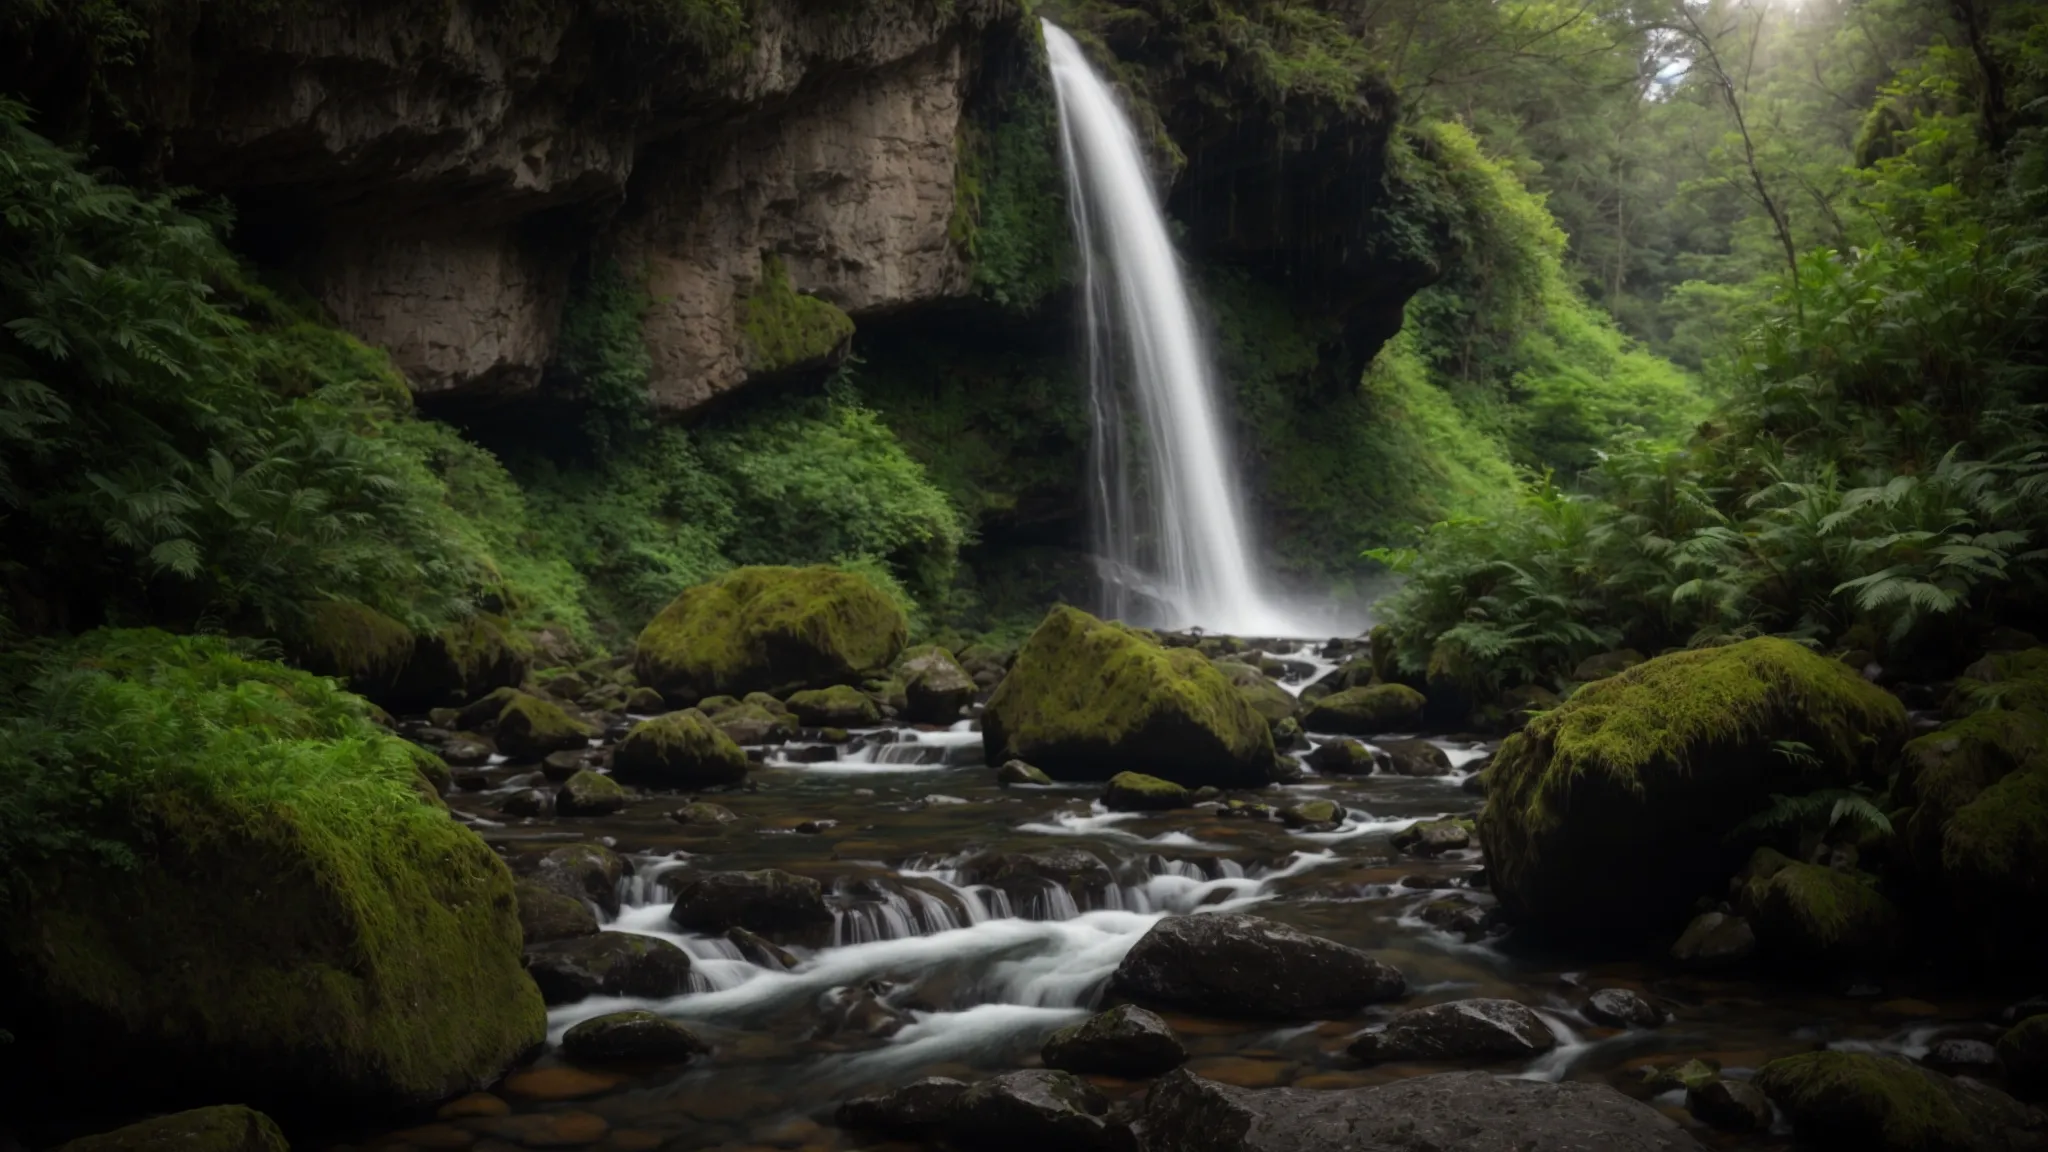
1271 715 1307 750
795 818 837 834
454 686 526 731
2003 1014 2048 1100
704 701 798 746
453 769 494 791
1416 895 1499 940
1670 912 1757 967
1583 987 1664 1029
982 605 1277 788
997 759 1054 787
1042 1004 1186 1078
611 710 749 790
1104 771 1191 811
556 769 629 816
1302 684 1426 735
836 1076 967 1139
1391 818 1471 856
541 749 589 782
515 881 599 945
442 738 494 767
670 800 740 828
1212 661 1298 726
1305 738 1379 775
523 933 694 1005
545 672 592 700
1218 799 1276 820
634 566 906 698
1461 767 1488 795
1378 738 1453 777
726 926 797 969
959 849 1113 903
1756 1049 2044 1151
527 843 627 916
1924 1038 2001 1077
56 1106 288 1152
667 868 832 941
1687 1078 1773 1133
819 982 914 1038
1113 912 1405 1019
562 1010 709 1064
1574 649 1645 681
495 693 597 761
1280 798 1343 831
1349 998 1555 1063
946 1069 1134 1152
900 644 977 723
625 685 666 712
500 788 551 818
1642 1058 1722 1093
786 684 882 727
1141 1068 1705 1151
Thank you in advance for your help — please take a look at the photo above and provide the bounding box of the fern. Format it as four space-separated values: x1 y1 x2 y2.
1732 786 1894 843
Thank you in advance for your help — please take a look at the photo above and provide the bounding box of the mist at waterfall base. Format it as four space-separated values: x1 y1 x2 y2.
1044 21 1373 640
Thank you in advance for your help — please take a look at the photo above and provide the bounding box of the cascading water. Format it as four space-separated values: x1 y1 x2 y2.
1045 21 1319 637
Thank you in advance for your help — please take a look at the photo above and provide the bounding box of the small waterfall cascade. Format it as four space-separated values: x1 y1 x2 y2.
1043 21 1310 636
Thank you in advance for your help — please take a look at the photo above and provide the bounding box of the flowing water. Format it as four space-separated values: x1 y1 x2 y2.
339 650 2007 1152
1046 22 1338 638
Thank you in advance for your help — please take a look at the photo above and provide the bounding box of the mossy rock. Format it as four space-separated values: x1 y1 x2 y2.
1938 763 2048 974
1212 661 1298 726
737 255 855 376
57 1106 289 1152
1740 860 1900 968
290 600 416 700
1754 1050 2039 1151
625 686 666 713
899 645 977 724
1897 710 2047 870
1306 737 1378 775
1392 818 1473 856
785 684 882 728
556 769 629 817
1281 798 1343 829
1302 684 1426 735
2000 1014 2048 1101
1103 772 1191 812
4 763 545 1121
1946 648 2048 717
996 760 1054 787
1477 638 1906 944
982 606 1277 788
708 702 797 746
455 686 525 732
515 881 600 946
611 711 749 791
385 614 533 711
634 566 907 699
494 694 595 761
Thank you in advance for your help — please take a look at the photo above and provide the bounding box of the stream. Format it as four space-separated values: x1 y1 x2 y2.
350 642 2007 1152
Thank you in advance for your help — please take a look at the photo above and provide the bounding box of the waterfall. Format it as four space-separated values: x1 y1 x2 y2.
1043 21 1311 637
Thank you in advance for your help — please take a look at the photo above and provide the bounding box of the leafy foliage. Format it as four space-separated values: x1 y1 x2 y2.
553 259 653 452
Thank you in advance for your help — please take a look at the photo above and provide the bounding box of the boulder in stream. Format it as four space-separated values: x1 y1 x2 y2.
958 849 1113 905
1348 998 1555 1063
1478 638 1905 945
1302 684 1425 735
1378 738 1454 776
981 606 1277 788
611 710 749 790
836 1077 968 1139
634 565 907 698
1755 1050 2044 1151
1112 912 1405 1019
667 868 833 941
1739 856 1900 967
494 692 596 761
1686 1077 1774 1133
786 684 882 727
1042 1004 1186 1078
1211 660 1298 726
555 768 629 816
55 1106 289 1152
1583 987 1664 1029
996 759 1054 787
945 1069 1135 1152
1141 1068 1705 1151
524 933 695 1005
515 881 600 945
1103 771 1191 811
1305 737 1380 775
561 1010 709 1064
899 644 978 723
523 842 626 916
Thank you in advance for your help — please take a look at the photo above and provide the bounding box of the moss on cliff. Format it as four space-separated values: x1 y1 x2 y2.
738 255 855 376
953 16 1071 311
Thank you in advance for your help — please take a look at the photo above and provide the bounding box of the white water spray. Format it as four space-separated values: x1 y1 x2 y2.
1045 21 1323 636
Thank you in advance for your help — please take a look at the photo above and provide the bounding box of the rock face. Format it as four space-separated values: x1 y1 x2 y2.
983 606 1277 787
1348 999 1556 1063
1042 1004 1186 1078
1755 1050 2045 1152
1112 913 1405 1019
610 711 750 790
1479 638 1907 944
1141 1069 1706 1151
635 566 907 699
56 1107 289 1152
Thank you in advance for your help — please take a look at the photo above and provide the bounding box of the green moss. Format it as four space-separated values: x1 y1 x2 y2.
56 1106 289 1152
738 256 854 376
493 693 595 761
1941 764 2048 889
293 600 416 689
982 606 1275 787
1493 638 1904 833
1898 709 2047 862
1948 648 2048 716
784 684 882 727
611 711 748 790
1302 683 1426 735
437 614 535 687
1 630 544 1113
1103 771 1191 812
1212 661 1297 725
952 16 1071 310
1742 861 1898 962
1754 1051 1984 1152
634 565 908 697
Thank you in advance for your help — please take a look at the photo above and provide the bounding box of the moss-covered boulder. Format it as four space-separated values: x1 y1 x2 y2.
1478 638 1906 944
786 684 882 728
634 566 907 699
290 600 417 700
1740 858 1900 967
982 606 1276 787
561 1010 709 1065
2000 1014 2048 1100
1303 684 1426 735
1306 737 1379 774
493 693 595 761
1755 1050 2041 1151
703 700 797 746
996 760 1054 787
515 881 600 946
385 614 533 711
57 1106 289 1152
611 712 748 790
1103 772 1191 812
556 769 629 817
899 645 977 724
1 635 546 1123
1212 661 1298 726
